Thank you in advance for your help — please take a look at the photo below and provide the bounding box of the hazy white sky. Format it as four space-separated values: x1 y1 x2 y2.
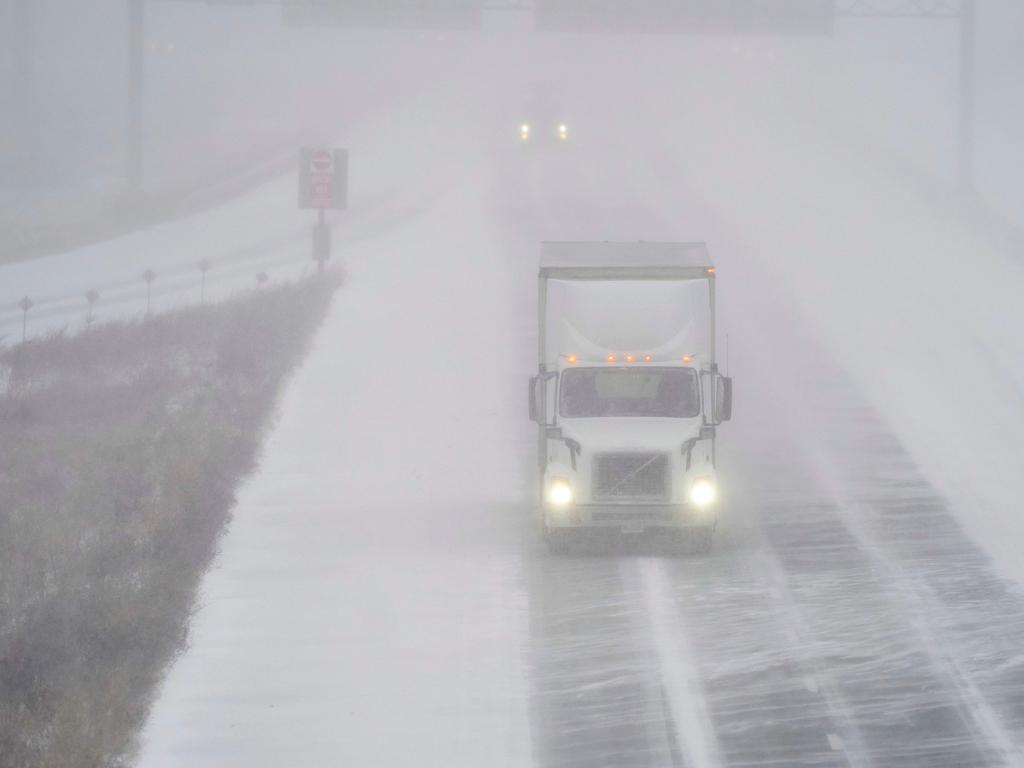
2 1 1022 222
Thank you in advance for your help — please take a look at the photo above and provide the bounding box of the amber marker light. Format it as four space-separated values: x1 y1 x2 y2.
682 354 693 363
566 354 577 364
643 355 653 362
625 354 635 363
606 354 617 363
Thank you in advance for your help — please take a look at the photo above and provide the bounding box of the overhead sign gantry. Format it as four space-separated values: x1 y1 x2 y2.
278 0 485 29
533 0 835 36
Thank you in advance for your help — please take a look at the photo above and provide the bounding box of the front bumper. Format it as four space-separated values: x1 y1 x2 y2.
544 503 716 530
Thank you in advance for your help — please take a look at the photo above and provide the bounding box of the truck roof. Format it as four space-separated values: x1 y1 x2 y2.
540 241 713 280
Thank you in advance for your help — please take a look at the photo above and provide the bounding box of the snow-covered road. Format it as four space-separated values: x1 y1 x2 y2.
9 32 1021 768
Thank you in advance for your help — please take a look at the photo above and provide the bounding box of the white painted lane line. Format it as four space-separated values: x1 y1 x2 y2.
640 559 722 768
827 733 845 752
804 676 819 694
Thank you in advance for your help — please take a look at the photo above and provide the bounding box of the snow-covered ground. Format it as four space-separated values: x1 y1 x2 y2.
130 68 538 767
4 24 1024 767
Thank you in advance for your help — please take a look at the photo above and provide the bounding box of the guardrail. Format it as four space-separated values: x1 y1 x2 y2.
0 248 318 346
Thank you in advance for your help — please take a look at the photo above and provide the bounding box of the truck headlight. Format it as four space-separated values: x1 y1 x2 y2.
546 478 574 507
688 477 717 507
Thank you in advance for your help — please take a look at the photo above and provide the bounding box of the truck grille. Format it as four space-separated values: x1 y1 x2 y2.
592 453 670 502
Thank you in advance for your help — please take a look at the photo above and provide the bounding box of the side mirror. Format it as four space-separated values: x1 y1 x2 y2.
715 376 733 423
529 372 558 426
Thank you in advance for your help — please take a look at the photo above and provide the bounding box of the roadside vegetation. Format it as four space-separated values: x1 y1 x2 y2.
0 273 339 768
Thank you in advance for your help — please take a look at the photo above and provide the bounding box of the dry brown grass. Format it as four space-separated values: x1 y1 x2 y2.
0 273 339 768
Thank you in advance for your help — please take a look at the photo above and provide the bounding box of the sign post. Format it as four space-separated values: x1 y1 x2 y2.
299 147 348 271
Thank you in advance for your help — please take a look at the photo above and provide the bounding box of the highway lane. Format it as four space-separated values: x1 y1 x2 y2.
520 268 1024 766
510 107 1024 766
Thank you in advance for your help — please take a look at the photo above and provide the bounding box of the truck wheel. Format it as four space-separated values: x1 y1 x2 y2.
691 526 713 555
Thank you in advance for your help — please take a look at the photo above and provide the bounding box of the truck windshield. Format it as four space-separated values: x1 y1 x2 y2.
559 367 700 418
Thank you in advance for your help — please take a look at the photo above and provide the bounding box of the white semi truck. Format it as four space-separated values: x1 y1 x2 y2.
529 242 733 553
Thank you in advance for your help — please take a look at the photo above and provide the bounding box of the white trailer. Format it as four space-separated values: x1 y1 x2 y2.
528 242 733 553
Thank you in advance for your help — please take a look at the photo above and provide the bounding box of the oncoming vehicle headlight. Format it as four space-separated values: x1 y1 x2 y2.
546 478 574 507
688 477 717 508
520 123 531 142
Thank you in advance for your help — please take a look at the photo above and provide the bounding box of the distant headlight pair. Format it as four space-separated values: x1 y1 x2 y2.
520 123 570 142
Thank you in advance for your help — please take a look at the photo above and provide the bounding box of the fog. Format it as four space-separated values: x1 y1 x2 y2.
3 2 1024 766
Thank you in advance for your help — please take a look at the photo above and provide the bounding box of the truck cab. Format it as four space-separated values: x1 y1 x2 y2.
528 242 732 553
